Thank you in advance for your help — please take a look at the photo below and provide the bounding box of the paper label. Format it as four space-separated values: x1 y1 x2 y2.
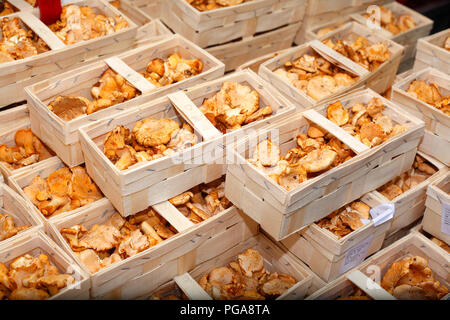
339 235 374 275
442 202 450 235
370 203 395 227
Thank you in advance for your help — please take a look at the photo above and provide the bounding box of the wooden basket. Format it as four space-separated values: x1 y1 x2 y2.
307 233 449 300
0 182 43 247
48 198 259 299
423 170 450 245
79 70 295 217
0 105 57 182
206 22 301 72
313 22 404 95
161 0 305 48
7 157 109 229
258 40 369 110
281 192 391 282
225 88 424 241
414 28 450 74
140 233 324 300
0 230 90 300
411 223 450 255
391 67 450 166
0 0 138 108
372 152 446 237
350 1 433 66
160 0 305 72
25 34 225 167
294 0 391 44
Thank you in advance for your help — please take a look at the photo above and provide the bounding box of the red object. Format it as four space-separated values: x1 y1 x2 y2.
37 0 62 25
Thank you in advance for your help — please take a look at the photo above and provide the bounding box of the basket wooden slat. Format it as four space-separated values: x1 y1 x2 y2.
392 67 450 166
206 22 301 72
109 0 151 26
25 34 225 167
225 88 424 241
0 0 138 108
132 18 172 47
125 0 161 19
411 224 450 255
423 170 450 245
304 19 355 42
79 70 295 217
0 230 90 300
307 233 449 300
413 28 450 74
0 105 57 182
48 197 259 299
236 48 292 72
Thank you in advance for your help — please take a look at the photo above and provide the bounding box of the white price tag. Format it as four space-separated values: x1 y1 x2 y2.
339 235 374 275
370 203 395 227
442 202 450 235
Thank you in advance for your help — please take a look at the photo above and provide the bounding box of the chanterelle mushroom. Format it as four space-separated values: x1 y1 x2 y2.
47 96 91 121
23 166 102 218
198 248 297 300
132 118 180 147
238 249 265 278
381 256 448 300
1 253 74 300
49 5 129 45
199 81 272 133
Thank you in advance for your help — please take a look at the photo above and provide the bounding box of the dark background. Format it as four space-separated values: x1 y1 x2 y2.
400 0 450 32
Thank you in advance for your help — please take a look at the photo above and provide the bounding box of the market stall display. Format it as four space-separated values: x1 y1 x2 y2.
0 0 447 303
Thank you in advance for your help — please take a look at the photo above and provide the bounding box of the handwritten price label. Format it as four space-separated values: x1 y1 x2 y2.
339 235 374 275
